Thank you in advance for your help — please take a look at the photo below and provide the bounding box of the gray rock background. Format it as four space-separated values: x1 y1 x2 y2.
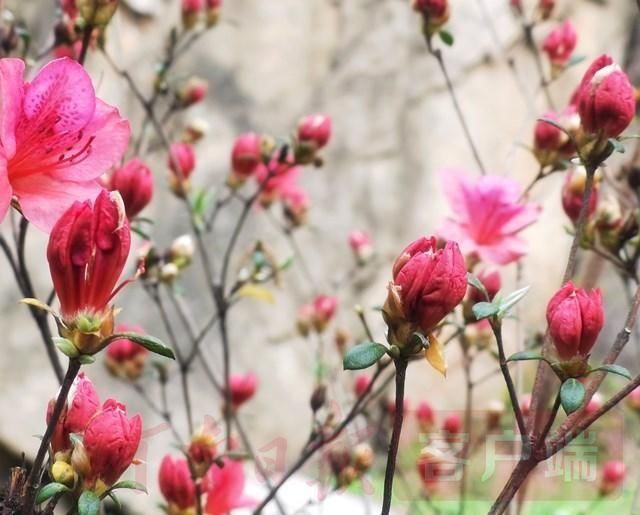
1 0 638 512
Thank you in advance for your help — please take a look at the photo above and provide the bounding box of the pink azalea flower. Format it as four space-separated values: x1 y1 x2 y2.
0 57 130 232
203 458 255 515
438 169 541 265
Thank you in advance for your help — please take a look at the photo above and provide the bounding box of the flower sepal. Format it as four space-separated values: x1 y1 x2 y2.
59 308 116 357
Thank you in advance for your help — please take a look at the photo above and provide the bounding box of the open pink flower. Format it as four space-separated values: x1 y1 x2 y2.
0 57 130 232
203 458 255 515
438 169 541 265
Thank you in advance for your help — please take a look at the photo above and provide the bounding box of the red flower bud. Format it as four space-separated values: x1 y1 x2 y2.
297 114 332 150
546 282 604 361
105 324 148 380
561 168 598 224
311 294 338 332
182 0 204 28
627 386 640 412
442 413 461 436
585 392 603 416
385 397 411 419
600 460 625 496
168 142 196 179
520 394 532 418
178 77 208 107
228 372 257 408
413 0 448 18
416 448 446 492
533 108 579 166
542 21 576 68
281 185 309 228
416 400 435 432
110 158 154 219
538 0 554 19
47 372 100 454
231 132 262 180
469 268 501 303
576 56 636 138
348 230 373 264
353 374 372 397
83 399 141 487
387 236 467 335
188 426 217 472
159 455 196 510
47 190 130 321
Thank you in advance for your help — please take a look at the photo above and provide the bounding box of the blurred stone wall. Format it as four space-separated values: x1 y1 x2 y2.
1 0 637 512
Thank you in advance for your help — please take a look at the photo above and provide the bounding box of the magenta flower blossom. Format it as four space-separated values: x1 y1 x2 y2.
0 57 130 232
438 169 541 265
203 458 255 515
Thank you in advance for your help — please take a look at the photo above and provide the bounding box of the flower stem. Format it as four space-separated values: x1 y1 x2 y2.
489 459 537 515
381 358 409 515
22 359 81 515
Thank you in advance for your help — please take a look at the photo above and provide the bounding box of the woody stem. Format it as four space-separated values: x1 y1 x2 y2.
381 358 408 515
22 359 81 515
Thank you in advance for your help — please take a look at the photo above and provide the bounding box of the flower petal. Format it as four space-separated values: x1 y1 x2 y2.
0 58 25 158
0 155 11 224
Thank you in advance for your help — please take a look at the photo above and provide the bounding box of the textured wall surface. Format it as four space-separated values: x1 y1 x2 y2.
0 0 637 512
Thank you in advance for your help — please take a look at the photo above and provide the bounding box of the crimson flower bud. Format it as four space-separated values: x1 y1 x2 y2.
542 21 576 70
83 399 142 488
311 294 338 332
188 426 217 476
533 107 579 167
47 372 100 454
600 460 625 496
442 413 461 443
297 114 332 150
47 191 130 352
412 0 450 34
178 77 208 107
296 303 314 337
348 230 373 265
353 374 372 398
469 268 501 303
520 394 532 418
415 400 435 433
417 447 447 493
181 0 204 29
110 158 154 219
561 167 599 224
384 236 467 343
159 455 196 511
104 324 148 381
228 372 257 408
168 142 196 197
576 56 636 139
281 185 309 228
538 0 554 20
546 282 604 362
585 392 603 416
205 0 222 26
230 133 262 186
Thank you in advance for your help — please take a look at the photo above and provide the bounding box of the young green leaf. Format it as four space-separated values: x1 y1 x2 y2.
78 354 96 365
102 333 176 360
506 350 546 363
106 480 148 495
78 491 101 515
343 342 388 370
467 273 488 301
439 30 454 46
497 286 530 318
35 482 71 504
560 378 585 415
53 337 79 358
608 138 626 154
472 301 499 321
589 364 632 381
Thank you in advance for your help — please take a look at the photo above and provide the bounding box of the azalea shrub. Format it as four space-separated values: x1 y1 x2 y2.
1 1 640 515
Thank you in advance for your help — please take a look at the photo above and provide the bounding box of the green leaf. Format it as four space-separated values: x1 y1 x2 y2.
472 301 499 321
35 482 70 504
438 30 454 46
279 256 294 270
53 337 79 358
106 480 148 495
78 491 101 515
467 273 488 301
131 226 151 241
589 364 632 381
506 350 546 363
609 138 626 154
77 355 95 365
103 333 176 360
497 286 530 318
106 492 122 510
560 378 585 415
343 341 388 370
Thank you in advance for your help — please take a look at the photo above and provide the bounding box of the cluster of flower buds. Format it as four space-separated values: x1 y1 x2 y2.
412 0 450 37
48 374 141 496
546 282 604 376
297 294 339 336
168 142 197 197
105 158 154 219
348 230 374 266
181 0 222 29
383 236 467 373
542 21 577 76
104 324 149 380
159 455 253 513
327 443 375 489
47 191 131 356
177 77 209 108
138 234 196 284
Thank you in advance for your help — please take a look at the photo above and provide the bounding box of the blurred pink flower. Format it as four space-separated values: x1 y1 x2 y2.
0 57 130 232
542 20 577 67
438 169 540 265
203 458 255 514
